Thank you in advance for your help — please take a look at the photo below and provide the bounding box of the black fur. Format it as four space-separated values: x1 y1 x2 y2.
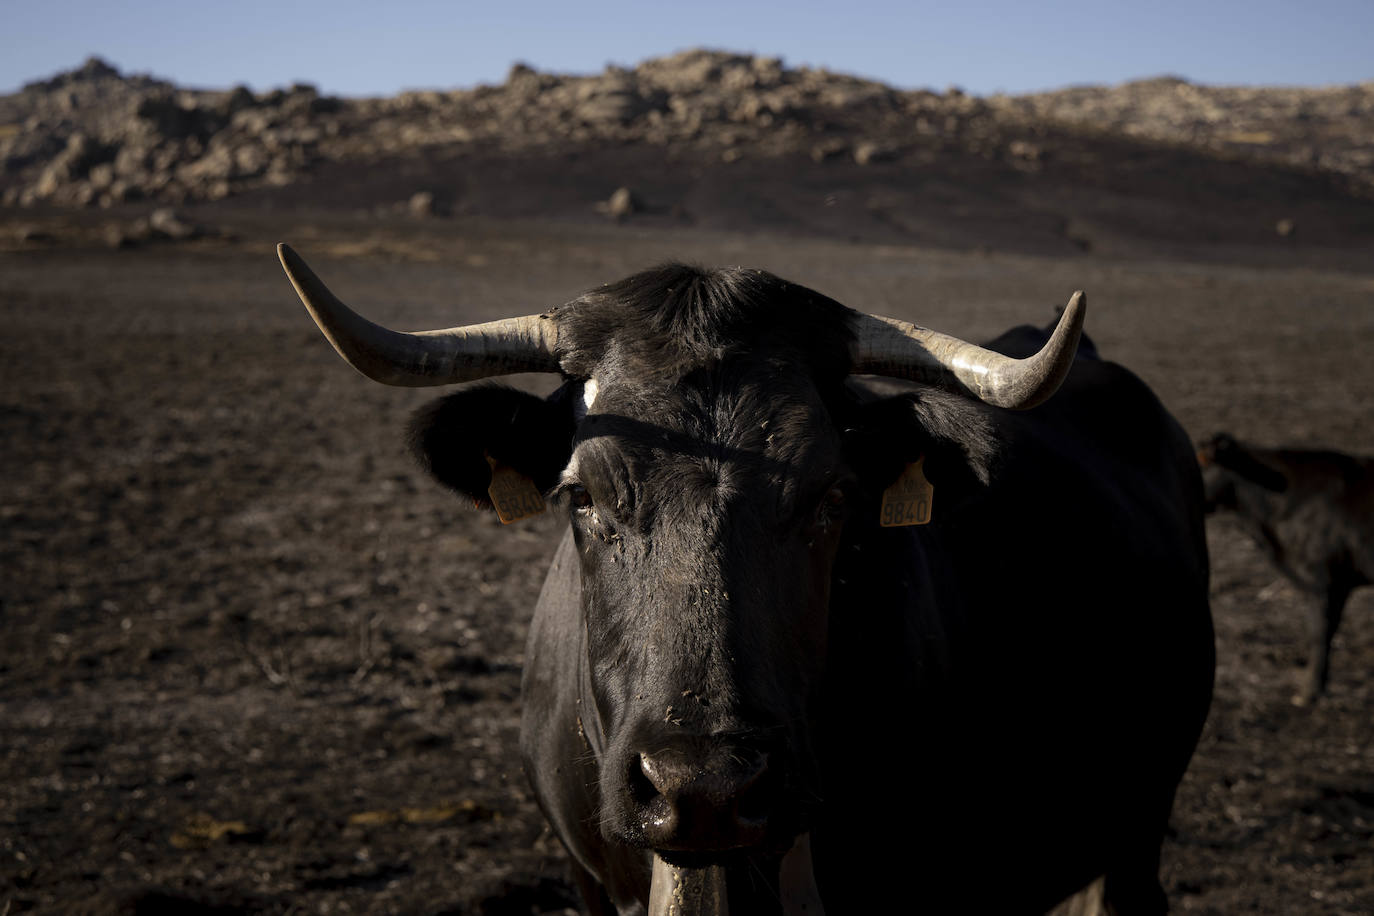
554 263 856 383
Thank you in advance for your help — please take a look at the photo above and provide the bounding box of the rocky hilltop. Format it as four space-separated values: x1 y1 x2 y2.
2 52 1372 263
3 51 1371 212
999 76 1374 187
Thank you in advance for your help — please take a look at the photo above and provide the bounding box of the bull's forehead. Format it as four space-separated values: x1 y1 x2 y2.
586 359 837 454
568 361 845 519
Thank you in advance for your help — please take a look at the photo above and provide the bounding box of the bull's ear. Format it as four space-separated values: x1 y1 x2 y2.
408 382 576 508
844 390 1001 494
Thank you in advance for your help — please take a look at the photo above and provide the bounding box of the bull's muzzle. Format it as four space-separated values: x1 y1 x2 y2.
634 746 772 852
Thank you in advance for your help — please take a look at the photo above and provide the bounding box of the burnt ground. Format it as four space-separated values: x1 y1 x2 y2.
2 192 1373 914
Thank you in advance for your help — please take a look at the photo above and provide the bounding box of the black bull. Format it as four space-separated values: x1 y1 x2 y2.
280 250 1214 915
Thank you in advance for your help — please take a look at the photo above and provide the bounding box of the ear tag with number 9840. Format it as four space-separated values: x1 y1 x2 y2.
486 454 546 524
879 456 934 527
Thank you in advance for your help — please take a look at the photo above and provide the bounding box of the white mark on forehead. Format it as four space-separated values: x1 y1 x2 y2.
560 452 582 487
573 377 600 424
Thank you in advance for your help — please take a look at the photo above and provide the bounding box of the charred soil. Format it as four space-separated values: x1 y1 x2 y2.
2 190 1372 915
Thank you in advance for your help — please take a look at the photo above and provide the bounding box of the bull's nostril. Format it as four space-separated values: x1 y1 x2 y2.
631 753 661 804
639 752 660 787
635 753 681 844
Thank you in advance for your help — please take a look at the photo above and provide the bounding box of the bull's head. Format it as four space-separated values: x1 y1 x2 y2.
278 244 1083 912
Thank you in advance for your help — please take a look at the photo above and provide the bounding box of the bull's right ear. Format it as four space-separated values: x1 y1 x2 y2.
408 382 577 509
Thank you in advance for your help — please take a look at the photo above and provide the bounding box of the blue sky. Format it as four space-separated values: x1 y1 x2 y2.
4 0 1372 97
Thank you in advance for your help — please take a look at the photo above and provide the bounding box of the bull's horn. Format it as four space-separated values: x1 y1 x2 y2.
849 291 1085 409
277 243 561 386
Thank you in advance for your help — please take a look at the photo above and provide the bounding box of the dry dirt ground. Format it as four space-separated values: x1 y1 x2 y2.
2 207 1372 914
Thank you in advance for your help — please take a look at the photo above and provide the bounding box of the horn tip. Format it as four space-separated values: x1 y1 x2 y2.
277 242 300 272
277 244 320 297
1058 290 1086 335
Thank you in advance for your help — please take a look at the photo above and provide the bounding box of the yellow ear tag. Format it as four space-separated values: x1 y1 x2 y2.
485 454 546 524
879 456 934 527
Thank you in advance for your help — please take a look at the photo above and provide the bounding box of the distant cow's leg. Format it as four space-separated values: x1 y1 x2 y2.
1297 585 1352 705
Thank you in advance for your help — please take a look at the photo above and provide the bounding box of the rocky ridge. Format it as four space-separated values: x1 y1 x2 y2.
1 51 1371 212
998 76 1374 187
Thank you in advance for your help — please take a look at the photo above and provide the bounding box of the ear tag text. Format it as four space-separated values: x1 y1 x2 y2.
486 454 546 524
880 456 934 527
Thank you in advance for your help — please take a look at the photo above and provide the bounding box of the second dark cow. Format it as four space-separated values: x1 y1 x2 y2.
1199 432 1374 704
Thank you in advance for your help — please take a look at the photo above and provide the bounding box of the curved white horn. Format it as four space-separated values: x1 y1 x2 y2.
278 243 561 386
849 291 1085 409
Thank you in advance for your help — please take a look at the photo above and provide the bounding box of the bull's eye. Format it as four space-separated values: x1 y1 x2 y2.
568 484 593 510
815 485 846 527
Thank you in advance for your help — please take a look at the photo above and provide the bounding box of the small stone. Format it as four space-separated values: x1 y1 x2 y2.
600 186 640 220
408 191 436 218
811 139 849 163
103 224 137 249
148 207 199 239
853 141 898 165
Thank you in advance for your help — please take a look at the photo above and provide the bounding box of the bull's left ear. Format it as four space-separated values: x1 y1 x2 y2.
843 389 1001 495
408 382 577 509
